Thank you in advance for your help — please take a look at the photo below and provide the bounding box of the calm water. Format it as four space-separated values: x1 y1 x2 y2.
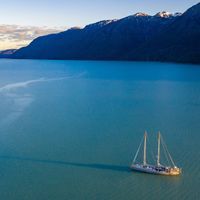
0 59 199 200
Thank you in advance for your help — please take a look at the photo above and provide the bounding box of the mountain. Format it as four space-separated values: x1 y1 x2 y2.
0 49 17 58
13 3 200 64
127 3 200 63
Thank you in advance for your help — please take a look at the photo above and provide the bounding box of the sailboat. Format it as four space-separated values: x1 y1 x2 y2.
130 131 181 176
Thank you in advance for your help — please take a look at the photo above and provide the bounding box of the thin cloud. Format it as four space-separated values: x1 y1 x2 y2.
0 25 66 50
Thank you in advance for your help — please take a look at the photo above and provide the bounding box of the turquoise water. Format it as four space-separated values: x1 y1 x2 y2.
0 59 199 200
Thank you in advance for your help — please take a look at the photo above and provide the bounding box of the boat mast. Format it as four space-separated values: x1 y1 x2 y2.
143 131 147 165
157 132 161 166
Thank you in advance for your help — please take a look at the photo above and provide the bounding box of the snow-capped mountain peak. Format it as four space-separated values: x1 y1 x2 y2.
133 12 149 17
155 11 173 18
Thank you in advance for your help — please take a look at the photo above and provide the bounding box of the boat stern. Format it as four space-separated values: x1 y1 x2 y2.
169 167 182 176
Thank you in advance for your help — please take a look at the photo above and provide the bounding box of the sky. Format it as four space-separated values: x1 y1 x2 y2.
0 0 199 50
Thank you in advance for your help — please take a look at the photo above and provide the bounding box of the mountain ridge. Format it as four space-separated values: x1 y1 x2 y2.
10 3 200 64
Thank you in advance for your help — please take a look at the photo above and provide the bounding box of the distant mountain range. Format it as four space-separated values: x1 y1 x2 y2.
2 3 200 63
0 49 17 58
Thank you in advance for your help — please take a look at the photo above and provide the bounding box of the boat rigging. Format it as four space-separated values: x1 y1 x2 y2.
130 131 181 176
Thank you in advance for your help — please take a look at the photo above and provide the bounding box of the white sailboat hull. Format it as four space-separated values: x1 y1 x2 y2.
130 164 181 176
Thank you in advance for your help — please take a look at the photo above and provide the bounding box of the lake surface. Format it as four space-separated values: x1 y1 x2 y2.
0 59 199 200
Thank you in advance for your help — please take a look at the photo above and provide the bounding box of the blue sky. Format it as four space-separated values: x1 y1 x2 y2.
0 0 199 50
1 0 199 27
